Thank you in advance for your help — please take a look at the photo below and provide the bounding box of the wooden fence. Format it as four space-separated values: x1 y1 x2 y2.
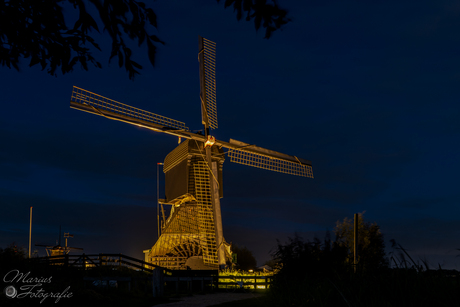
218 275 273 290
32 253 168 272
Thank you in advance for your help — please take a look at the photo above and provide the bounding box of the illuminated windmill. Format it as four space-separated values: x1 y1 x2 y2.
69 36 313 270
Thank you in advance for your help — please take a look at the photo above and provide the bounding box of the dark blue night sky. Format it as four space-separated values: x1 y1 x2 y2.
1 0 460 269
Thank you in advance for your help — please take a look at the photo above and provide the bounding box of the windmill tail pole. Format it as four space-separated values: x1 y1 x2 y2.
212 161 225 267
157 163 164 239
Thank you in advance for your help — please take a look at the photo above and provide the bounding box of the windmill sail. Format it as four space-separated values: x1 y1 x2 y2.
218 139 313 178
70 87 312 179
198 36 217 130
71 86 188 131
227 148 313 177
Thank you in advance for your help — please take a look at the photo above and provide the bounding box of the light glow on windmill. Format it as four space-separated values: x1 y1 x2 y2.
204 135 216 148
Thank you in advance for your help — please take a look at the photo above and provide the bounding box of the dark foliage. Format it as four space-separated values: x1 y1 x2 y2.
269 233 350 306
0 0 290 79
335 212 389 271
232 244 257 270
218 0 291 39
0 243 28 273
273 232 349 279
267 233 460 307
0 0 160 79
0 243 27 259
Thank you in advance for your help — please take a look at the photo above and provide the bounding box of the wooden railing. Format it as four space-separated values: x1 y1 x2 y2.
32 253 169 272
31 255 273 293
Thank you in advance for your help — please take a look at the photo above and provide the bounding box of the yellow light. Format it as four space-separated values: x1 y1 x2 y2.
204 135 216 148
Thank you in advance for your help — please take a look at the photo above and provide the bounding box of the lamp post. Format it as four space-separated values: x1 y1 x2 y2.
157 162 164 240
354 213 358 272
29 206 33 258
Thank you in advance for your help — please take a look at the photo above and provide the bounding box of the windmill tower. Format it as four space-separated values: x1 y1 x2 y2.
69 36 313 270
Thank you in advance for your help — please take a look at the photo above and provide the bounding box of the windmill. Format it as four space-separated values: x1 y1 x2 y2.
69 36 313 270
36 227 83 257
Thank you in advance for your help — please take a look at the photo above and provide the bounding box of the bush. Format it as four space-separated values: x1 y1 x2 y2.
267 236 460 307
